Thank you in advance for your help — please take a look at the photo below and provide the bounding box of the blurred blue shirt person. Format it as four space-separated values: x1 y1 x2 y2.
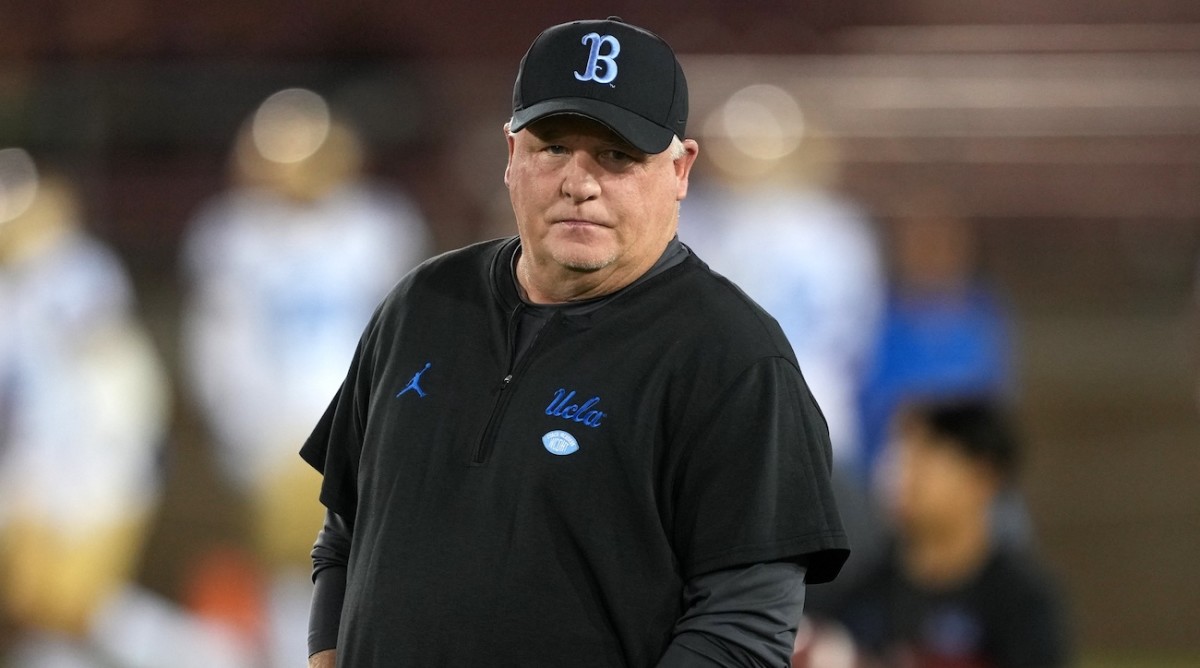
859 196 1013 484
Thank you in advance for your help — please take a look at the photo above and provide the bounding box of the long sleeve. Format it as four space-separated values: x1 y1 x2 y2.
657 562 807 668
308 510 353 657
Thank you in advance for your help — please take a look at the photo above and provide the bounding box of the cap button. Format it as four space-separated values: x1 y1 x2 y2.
607 16 623 22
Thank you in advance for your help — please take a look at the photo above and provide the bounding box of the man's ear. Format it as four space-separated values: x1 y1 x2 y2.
503 122 515 188
674 139 700 201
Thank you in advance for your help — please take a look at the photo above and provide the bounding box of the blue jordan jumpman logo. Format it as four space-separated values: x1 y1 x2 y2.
397 362 432 398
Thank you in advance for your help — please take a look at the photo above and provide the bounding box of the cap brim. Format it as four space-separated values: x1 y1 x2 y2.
510 98 675 154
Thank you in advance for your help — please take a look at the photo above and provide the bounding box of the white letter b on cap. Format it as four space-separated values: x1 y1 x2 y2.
574 33 620 84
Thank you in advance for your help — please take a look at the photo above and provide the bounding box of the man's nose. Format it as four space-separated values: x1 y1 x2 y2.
561 154 601 202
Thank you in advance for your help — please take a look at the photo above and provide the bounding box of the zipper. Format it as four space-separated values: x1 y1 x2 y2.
471 373 514 464
470 306 557 465
471 305 523 465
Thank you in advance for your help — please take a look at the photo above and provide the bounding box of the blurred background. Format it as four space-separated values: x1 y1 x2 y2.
1 1 1198 666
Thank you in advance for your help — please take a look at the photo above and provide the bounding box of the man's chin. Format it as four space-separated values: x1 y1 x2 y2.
550 247 617 273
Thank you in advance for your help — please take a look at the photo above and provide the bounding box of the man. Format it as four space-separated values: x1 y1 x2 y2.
804 400 1070 667
303 17 848 667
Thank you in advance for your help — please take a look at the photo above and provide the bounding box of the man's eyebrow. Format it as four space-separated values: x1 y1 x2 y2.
589 134 645 157
602 137 643 154
526 122 647 158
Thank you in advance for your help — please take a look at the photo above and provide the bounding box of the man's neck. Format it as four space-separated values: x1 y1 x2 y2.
517 260 638 304
515 242 671 305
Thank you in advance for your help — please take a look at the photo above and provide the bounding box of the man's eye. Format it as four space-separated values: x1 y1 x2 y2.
601 150 633 163
545 145 568 155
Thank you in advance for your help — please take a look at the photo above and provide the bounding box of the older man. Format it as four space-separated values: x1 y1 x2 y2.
303 17 848 667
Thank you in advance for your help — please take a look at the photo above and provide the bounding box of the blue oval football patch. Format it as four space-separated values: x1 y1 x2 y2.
541 430 580 456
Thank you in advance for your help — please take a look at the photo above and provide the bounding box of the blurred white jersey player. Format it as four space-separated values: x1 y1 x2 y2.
683 85 884 469
180 89 431 668
0 151 254 667
183 88 430 492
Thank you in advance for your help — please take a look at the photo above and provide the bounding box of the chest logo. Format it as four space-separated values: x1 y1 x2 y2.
545 388 606 428
542 430 580 456
574 32 620 84
396 362 432 398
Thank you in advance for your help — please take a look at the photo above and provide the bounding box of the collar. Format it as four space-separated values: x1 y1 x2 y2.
493 236 689 317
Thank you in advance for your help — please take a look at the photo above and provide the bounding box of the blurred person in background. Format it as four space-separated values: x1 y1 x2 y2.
684 84 885 475
857 193 1032 548
683 84 891 617
858 191 1011 488
180 88 431 668
0 150 252 667
795 399 1071 668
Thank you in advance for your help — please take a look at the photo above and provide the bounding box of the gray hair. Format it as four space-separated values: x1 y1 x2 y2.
667 136 686 160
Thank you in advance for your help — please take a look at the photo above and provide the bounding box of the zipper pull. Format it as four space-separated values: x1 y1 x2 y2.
500 374 513 389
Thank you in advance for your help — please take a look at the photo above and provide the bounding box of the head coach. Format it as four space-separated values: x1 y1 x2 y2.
302 17 849 668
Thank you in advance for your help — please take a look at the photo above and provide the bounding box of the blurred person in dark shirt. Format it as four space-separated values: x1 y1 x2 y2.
797 399 1071 668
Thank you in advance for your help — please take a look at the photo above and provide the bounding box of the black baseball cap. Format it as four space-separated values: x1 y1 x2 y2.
510 17 688 154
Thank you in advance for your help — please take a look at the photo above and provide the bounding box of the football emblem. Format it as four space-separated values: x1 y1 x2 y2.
541 430 580 456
